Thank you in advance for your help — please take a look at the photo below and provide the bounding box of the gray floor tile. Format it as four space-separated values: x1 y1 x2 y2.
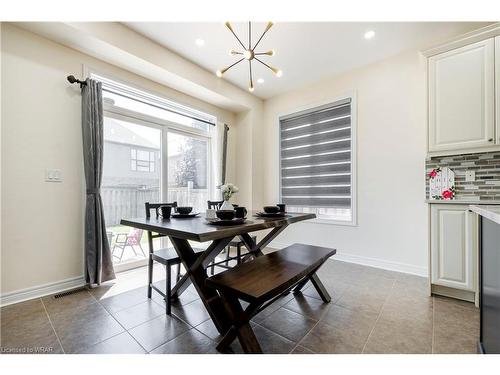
42 290 96 317
98 288 149 314
433 296 479 354
194 319 222 342
250 298 284 324
320 304 378 336
259 307 317 342
112 299 166 330
335 285 391 315
82 332 146 354
290 345 316 354
1 299 63 354
363 316 432 354
283 294 331 320
49 302 124 353
150 329 217 354
228 323 296 354
128 314 189 352
171 299 210 327
300 321 365 354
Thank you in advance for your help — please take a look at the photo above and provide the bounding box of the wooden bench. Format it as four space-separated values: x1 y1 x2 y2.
206 243 336 353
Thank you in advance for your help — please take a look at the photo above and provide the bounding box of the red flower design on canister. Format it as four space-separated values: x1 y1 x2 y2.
442 190 453 199
429 169 438 178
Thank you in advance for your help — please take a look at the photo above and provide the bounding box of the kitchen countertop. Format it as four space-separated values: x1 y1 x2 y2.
469 205 500 225
426 200 500 205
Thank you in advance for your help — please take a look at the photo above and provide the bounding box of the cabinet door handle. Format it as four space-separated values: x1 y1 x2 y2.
488 138 493 142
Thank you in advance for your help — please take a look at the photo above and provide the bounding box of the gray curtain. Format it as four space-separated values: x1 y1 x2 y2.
82 79 115 285
221 124 229 185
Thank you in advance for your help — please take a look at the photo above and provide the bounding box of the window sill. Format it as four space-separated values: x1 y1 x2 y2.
307 218 358 227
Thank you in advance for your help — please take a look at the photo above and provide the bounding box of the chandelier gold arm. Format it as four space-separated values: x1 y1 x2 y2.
225 22 246 50
253 21 274 50
216 58 245 77
248 60 254 92
254 57 282 76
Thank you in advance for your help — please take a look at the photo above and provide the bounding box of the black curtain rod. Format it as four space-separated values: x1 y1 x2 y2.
67 75 87 87
66 74 215 126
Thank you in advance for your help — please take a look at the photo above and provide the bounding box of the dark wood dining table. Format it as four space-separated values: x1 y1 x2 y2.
120 212 317 337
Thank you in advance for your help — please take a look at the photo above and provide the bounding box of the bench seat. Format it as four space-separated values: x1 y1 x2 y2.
206 243 336 353
207 243 336 304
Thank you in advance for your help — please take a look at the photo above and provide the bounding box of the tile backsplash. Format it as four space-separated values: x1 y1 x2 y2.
426 151 500 201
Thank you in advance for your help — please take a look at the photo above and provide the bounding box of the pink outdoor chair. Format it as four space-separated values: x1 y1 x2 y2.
112 228 146 261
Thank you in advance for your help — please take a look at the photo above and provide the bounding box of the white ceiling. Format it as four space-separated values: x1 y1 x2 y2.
125 22 491 99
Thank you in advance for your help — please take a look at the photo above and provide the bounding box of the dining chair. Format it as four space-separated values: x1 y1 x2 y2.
207 200 256 275
145 201 194 314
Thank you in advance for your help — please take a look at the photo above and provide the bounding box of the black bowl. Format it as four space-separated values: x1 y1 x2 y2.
263 206 279 214
176 206 193 215
216 210 235 220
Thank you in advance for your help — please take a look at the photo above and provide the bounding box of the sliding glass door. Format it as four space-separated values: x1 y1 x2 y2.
102 112 212 269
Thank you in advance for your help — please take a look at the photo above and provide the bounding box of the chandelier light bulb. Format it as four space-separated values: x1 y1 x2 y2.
225 22 234 33
276 69 283 77
248 85 254 92
216 70 223 78
264 22 274 33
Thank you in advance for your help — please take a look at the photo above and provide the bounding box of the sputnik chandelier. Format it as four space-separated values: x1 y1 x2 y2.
216 22 282 92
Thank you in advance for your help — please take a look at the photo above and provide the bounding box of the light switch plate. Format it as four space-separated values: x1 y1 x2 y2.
45 169 63 182
465 170 475 182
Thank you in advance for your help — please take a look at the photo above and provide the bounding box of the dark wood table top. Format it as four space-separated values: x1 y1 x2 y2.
120 212 316 242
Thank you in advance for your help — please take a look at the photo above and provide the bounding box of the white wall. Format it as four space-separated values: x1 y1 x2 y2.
261 50 429 275
0 24 238 296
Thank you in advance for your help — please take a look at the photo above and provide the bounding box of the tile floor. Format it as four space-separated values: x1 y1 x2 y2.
0 259 480 354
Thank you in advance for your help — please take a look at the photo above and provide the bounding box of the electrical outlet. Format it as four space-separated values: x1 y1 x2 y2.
465 170 475 182
45 169 63 182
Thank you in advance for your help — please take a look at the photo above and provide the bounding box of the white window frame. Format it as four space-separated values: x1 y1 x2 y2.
277 92 357 226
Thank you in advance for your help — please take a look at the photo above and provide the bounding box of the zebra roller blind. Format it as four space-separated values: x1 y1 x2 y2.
280 98 352 210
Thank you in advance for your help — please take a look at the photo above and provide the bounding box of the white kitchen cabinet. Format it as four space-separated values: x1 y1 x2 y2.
428 38 495 153
430 204 477 291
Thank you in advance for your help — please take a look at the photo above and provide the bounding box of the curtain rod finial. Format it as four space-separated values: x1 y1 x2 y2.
67 75 87 87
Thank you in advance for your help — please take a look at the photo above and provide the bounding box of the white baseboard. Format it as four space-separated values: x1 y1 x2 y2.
1 276 85 307
269 241 428 277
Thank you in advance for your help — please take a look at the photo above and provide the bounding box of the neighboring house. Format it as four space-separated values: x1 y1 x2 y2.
102 117 160 188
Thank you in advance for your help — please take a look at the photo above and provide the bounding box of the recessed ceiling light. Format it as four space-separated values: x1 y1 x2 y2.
257 78 265 84
364 30 375 40
195 38 205 46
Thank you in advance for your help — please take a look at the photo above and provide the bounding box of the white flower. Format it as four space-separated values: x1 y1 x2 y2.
219 182 239 199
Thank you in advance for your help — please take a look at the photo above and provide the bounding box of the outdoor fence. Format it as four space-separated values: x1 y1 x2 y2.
102 185 208 226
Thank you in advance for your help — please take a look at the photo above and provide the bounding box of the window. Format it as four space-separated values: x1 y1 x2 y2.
94 72 217 268
279 97 355 224
130 148 155 172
